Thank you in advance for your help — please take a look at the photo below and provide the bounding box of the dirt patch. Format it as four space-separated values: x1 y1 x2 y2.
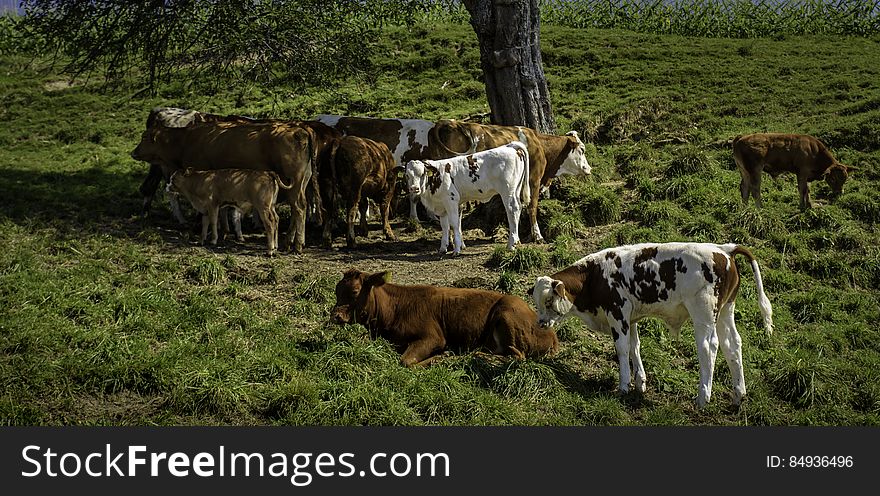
43 80 75 92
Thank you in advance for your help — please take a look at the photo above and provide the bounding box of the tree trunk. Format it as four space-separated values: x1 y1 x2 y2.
462 0 556 133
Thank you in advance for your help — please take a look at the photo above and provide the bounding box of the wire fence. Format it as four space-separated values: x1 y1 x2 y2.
423 0 880 37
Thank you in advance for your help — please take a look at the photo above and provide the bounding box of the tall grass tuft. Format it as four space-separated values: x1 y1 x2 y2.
186 257 226 285
486 246 549 273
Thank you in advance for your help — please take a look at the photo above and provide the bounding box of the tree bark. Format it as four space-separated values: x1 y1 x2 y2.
462 0 556 134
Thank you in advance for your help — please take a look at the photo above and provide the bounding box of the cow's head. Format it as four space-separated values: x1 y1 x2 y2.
130 128 168 163
403 160 440 196
331 268 391 325
165 168 194 195
532 276 574 329
823 163 849 196
556 131 592 178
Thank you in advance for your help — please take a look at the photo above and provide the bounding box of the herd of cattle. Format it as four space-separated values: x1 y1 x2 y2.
130 107 851 407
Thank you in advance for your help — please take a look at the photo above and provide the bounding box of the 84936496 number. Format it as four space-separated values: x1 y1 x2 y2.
789 455 853 468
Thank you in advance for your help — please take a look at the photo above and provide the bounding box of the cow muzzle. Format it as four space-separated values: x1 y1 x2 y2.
409 186 421 195
538 318 554 329
330 307 351 325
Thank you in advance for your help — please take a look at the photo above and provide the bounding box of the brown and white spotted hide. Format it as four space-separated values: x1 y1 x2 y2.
732 133 850 210
319 136 397 248
331 269 559 366
402 141 531 255
532 242 773 407
167 168 293 256
429 119 591 243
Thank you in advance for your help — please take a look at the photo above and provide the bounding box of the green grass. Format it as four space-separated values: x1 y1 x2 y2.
1 20 879 426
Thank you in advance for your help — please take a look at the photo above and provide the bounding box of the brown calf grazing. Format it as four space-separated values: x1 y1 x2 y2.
732 133 849 210
167 168 292 256
331 269 559 366
320 136 397 248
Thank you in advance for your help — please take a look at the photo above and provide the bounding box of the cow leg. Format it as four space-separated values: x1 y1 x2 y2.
219 207 231 241
408 196 420 221
380 187 397 241
606 304 634 394
610 317 632 394
231 208 245 242
528 194 544 244
357 199 369 237
346 200 360 248
685 298 720 407
504 195 522 250
284 178 308 254
168 192 187 225
208 207 220 246
258 206 279 256
400 335 446 367
628 322 647 393
797 176 812 210
739 175 751 205
139 163 164 217
449 202 464 255
716 302 746 405
200 213 209 245
750 173 763 209
438 213 451 254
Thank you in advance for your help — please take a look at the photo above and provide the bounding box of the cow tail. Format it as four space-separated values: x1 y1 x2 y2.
274 172 294 190
514 141 530 207
728 245 773 335
327 138 342 218
431 121 477 157
307 129 323 225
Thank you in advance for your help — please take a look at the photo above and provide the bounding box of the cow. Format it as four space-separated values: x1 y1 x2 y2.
315 115 439 221
320 135 397 248
732 133 850 210
331 269 559 366
428 119 592 243
137 107 263 223
136 108 338 229
130 119 314 253
530 242 773 407
167 168 292 255
402 141 530 255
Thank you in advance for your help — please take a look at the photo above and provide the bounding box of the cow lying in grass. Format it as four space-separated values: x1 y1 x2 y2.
732 132 850 210
331 269 559 366
167 168 292 256
531 242 773 407
402 141 530 255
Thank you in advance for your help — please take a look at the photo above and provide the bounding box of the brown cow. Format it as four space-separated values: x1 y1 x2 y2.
131 119 314 253
137 108 339 228
320 136 397 248
331 269 559 366
732 133 850 210
137 108 264 222
428 120 592 242
315 115 437 221
167 168 292 255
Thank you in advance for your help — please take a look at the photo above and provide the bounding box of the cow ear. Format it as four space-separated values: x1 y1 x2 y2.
366 270 391 287
552 280 566 298
392 165 405 178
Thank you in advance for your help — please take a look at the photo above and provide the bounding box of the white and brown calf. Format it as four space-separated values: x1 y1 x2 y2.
403 141 530 255
531 242 773 407
167 168 293 256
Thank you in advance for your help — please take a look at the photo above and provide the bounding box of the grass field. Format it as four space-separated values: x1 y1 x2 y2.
1 20 879 426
